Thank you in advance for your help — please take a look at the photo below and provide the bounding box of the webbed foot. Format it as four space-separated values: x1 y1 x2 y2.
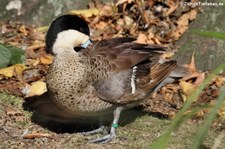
81 126 107 135
89 126 117 143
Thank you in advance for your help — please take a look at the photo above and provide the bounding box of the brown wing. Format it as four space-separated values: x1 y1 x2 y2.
88 37 176 104
94 61 177 105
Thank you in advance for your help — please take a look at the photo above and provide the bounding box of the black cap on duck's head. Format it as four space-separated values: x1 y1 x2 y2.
46 14 90 55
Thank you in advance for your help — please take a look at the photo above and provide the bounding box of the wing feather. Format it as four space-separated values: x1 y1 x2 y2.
87 37 176 104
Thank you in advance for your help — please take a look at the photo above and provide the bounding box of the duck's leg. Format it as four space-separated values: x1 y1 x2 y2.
90 107 123 143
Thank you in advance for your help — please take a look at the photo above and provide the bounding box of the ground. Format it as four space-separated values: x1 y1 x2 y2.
0 92 224 149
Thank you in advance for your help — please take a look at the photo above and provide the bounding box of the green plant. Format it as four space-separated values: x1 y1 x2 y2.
0 44 25 68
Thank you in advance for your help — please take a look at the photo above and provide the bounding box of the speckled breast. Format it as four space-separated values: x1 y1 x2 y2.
46 54 115 116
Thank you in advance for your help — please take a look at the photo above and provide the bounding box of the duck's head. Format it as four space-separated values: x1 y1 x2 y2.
45 15 91 55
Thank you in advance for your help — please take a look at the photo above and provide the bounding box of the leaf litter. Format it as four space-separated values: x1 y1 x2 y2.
0 0 225 148
0 0 224 121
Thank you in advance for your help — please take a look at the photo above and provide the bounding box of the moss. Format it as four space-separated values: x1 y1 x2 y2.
0 92 22 107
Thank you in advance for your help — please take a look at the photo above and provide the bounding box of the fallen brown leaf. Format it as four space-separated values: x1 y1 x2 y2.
70 8 99 18
161 51 174 60
124 16 134 27
39 55 54 65
26 59 40 67
177 9 197 27
179 80 196 98
5 106 22 116
170 9 198 40
26 43 45 51
215 76 225 87
210 100 225 118
99 5 113 17
0 64 26 78
166 0 179 16
116 0 134 6
19 25 29 36
23 81 47 97
194 72 205 86
95 21 108 31
23 133 52 139
136 33 148 44
184 52 197 73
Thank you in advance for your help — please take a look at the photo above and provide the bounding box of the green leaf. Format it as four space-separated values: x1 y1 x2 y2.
191 30 225 40
7 46 25 65
0 43 25 69
0 44 12 68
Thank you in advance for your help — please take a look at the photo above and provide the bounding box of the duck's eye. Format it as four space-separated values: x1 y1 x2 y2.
73 46 82 52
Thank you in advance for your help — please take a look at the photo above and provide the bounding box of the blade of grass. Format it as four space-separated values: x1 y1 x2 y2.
150 61 225 149
192 85 225 149
191 30 225 40
150 104 212 149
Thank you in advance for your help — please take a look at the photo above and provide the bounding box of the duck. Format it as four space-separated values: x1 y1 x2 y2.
45 14 187 143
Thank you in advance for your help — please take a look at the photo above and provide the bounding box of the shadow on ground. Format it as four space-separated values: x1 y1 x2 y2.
23 93 147 134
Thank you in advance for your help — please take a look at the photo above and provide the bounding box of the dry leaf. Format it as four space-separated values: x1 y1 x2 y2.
181 72 205 87
217 103 225 117
39 55 54 65
170 9 197 40
6 106 22 116
0 66 15 78
70 8 99 18
166 1 179 16
26 43 45 51
23 81 47 97
215 76 225 87
182 52 206 86
116 0 133 6
35 26 49 32
0 64 26 78
19 25 29 36
99 5 113 16
177 9 197 26
194 72 205 86
170 26 188 40
14 64 26 74
136 33 148 44
124 16 134 27
95 21 108 30
196 109 208 117
179 80 196 97
210 100 225 118
26 59 40 66
161 86 174 102
185 52 197 73
153 38 161 45
161 52 174 59
23 133 52 139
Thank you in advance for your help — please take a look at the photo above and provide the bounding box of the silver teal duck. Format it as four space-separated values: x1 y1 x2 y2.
45 14 187 143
